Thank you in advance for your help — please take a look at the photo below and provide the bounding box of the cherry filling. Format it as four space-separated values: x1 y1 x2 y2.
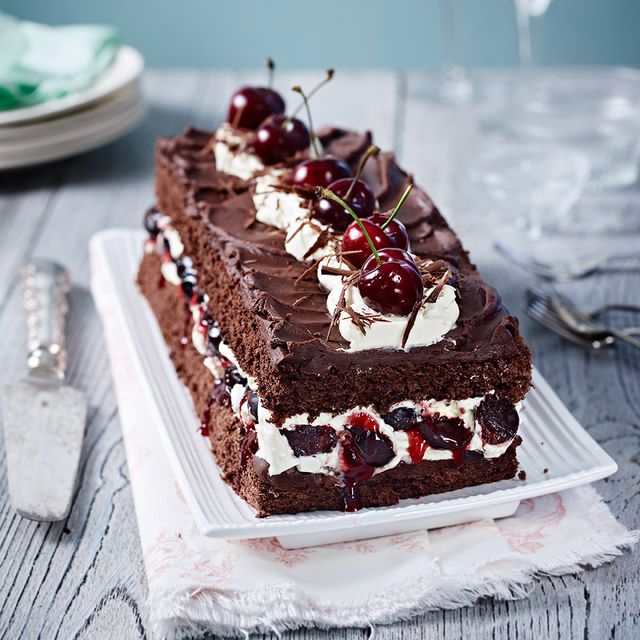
144 206 164 238
247 391 260 423
407 429 429 464
339 412 396 511
418 414 472 450
224 365 247 394
382 406 421 431
346 411 381 432
476 395 519 445
340 428 393 512
284 424 337 457
346 426 395 467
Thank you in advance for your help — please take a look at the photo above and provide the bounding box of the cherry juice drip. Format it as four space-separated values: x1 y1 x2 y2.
340 441 375 512
407 429 428 464
340 415 381 512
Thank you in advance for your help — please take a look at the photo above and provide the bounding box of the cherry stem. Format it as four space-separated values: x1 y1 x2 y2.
289 69 334 119
381 184 413 230
345 144 380 200
266 58 275 89
292 85 320 158
319 188 382 264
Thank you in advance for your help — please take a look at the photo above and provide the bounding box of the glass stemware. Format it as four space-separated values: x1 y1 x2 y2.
513 0 554 68
437 0 473 104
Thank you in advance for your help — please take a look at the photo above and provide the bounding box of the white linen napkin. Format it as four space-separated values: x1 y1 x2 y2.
91 248 637 640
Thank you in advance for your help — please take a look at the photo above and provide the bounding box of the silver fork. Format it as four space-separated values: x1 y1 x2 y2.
525 290 615 349
525 288 640 349
550 292 640 350
496 241 640 282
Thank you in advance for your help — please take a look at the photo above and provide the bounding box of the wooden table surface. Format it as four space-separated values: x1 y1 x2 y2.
0 70 638 640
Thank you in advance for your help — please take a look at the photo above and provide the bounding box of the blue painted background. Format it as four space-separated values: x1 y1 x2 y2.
3 0 640 69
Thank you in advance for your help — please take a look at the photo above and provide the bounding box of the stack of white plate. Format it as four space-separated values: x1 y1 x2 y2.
0 45 145 170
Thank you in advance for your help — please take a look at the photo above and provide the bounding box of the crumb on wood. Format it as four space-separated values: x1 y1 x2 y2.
518 470 527 481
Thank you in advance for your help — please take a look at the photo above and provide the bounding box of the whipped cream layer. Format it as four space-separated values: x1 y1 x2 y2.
318 252 459 351
147 224 516 480
214 123 264 179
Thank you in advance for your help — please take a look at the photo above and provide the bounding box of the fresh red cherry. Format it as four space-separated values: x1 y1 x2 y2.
291 157 352 189
254 115 310 165
341 219 393 268
368 213 410 250
312 178 376 230
358 260 424 315
361 248 418 273
227 87 285 130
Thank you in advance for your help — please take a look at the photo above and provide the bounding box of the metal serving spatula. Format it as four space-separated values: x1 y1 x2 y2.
2 260 87 521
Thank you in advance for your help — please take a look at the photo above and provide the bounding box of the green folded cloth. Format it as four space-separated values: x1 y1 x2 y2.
0 11 120 111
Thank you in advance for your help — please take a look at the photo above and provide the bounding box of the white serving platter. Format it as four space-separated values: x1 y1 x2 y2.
91 229 618 549
0 46 144 126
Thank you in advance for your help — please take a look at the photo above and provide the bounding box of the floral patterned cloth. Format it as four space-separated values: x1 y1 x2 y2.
92 250 637 640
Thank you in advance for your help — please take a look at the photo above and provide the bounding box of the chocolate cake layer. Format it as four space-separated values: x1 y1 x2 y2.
139 252 521 516
153 126 531 424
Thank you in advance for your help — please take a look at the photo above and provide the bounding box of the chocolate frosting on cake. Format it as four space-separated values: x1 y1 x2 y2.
160 127 519 360
154 126 531 421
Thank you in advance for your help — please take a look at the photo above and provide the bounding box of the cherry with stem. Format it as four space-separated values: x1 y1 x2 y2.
320 188 382 264
345 145 380 199
380 184 414 229
311 146 379 228
281 69 333 132
292 85 320 158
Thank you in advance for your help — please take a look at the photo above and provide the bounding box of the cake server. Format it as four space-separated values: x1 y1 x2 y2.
2 260 87 521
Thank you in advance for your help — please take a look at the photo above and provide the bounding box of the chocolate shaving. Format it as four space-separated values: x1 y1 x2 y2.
344 306 388 336
320 265 354 277
326 273 358 342
287 220 306 242
295 257 324 286
401 266 452 348
425 268 451 304
401 298 423 349
272 181 317 200
326 273 390 342
292 295 311 308
199 135 217 156
302 227 332 261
